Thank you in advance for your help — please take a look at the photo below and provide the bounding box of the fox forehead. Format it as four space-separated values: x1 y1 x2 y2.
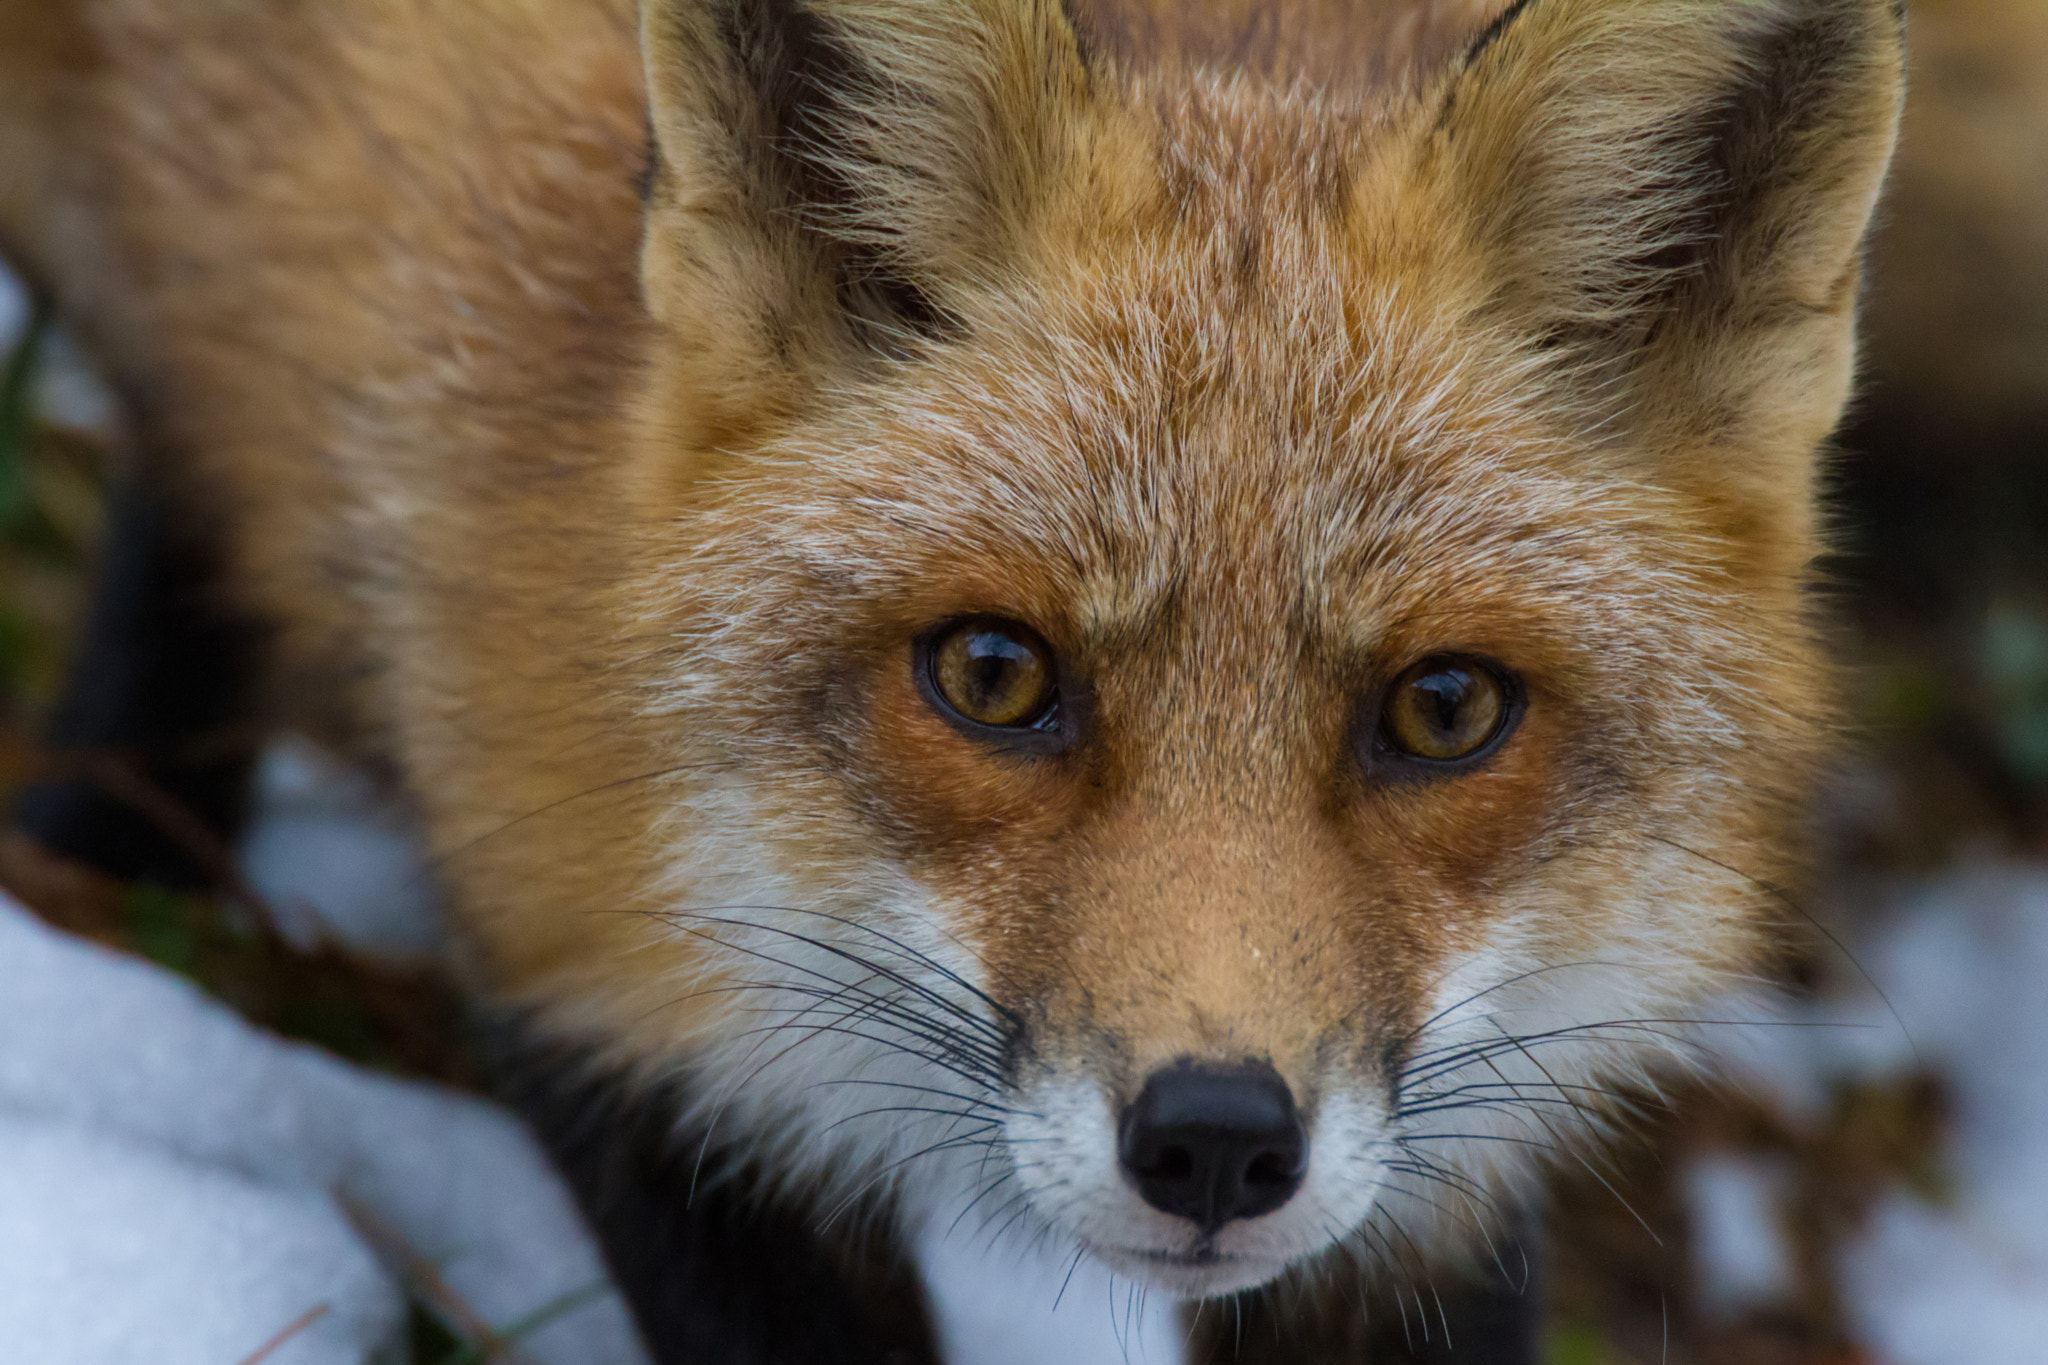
719 353 1712 696
681 250 1729 700
668 74 1734 641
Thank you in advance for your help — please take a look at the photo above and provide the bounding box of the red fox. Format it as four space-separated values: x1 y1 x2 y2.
0 0 1904 1357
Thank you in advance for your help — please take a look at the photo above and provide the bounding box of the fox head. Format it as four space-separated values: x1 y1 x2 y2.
525 0 1902 1298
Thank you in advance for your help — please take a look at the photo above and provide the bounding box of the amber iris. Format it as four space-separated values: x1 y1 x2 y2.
1381 658 1507 761
929 620 1057 729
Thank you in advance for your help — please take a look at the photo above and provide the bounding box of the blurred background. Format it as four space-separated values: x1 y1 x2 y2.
2 0 2046 1361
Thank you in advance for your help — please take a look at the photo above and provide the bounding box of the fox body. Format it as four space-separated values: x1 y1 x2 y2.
0 0 1903 1354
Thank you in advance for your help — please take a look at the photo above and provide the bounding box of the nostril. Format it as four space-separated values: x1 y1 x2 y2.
1138 1144 1195 1182
1117 1059 1309 1233
1244 1149 1298 1188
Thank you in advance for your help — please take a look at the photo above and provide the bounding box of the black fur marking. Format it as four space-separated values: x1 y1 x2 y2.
635 116 659 206
1461 0 1539 70
1435 0 1538 131
716 0 955 349
486 1021 944 1365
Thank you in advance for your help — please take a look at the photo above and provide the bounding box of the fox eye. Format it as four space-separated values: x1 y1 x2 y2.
1376 656 1517 766
922 617 1060 734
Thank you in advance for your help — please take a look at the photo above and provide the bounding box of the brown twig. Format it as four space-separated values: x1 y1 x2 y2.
64 748 300 939
234 1303 330 1365
2 736 474 1083
341 1199 543 1365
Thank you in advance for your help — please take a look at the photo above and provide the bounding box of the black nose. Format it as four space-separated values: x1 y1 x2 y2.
1117 1060 1308 1231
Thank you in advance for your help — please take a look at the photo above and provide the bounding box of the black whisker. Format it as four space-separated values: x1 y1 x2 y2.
1646 832 1922 1064
424 761 722 881
663 911 1012 1050
808 1076 1032 1117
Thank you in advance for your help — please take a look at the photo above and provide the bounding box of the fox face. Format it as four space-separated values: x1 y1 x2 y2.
522 0 1905 1299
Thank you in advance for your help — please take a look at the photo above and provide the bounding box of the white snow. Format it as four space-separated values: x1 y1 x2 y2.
0 892 650 1365
0 262 26 354
34 327 121 436
0 259 119 438
1684 1153 1799 1319
1716 863 2048 1362
238 736 443 960
0 1117 406 1365
1842 1191 2048 1365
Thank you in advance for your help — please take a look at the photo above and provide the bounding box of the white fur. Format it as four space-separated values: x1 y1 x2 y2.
1004 1077 1391 1298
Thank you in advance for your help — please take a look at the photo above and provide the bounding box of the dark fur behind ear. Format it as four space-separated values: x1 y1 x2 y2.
1427 0 1904 484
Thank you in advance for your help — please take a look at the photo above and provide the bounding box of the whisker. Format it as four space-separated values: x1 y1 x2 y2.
425 761 722 881
663 911 1012 1047
1395 959 1649 1051
1400 1017 1717 1090
808 1077 1031 1117
663 922 1008 1079
1646 832 1923 1064
817 1129 1011 1230
669 904 1019 1033
948 1170 1025 1240
1391 1131 1561 1154
1051 1245 1088 1313
819 1106 1006 1136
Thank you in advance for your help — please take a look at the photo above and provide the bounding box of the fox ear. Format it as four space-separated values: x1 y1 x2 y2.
639 0 1092 446
1427 0 1904 535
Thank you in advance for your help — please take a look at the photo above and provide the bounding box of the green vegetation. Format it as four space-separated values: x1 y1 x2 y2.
1542 1321 1610 1365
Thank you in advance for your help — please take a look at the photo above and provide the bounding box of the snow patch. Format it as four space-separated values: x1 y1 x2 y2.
0 1116 406 1365
0 261 26 353
1684 1153 1798 1318
238 735 442 960
0 894 649 1365
1724 864 2048 1360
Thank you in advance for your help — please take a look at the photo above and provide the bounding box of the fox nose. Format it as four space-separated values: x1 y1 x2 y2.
1117 1060 1308 1231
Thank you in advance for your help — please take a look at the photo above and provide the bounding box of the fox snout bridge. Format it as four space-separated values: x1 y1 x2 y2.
1117 1061 1308 1232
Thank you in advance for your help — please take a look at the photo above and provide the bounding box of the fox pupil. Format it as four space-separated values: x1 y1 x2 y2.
965 638 1019 702
958 638 1024 699
1415 670 1472 734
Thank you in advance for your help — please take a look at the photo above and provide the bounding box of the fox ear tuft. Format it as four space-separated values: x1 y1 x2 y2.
1428 0 1904 531
639 0 1092 446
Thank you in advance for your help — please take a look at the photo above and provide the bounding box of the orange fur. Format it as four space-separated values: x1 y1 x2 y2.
0 0 1903 1323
